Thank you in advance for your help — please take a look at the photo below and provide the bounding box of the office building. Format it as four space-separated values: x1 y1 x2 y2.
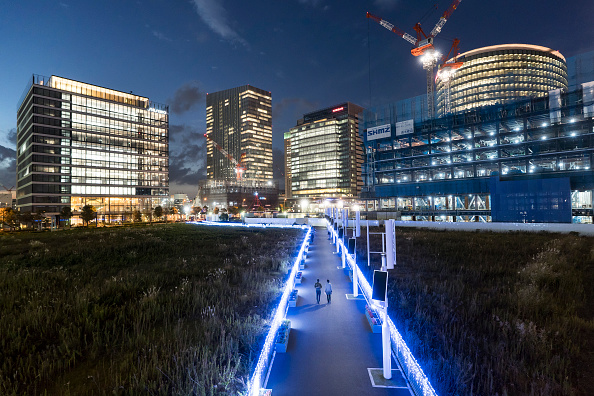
284 131 292 198
361 82 594 223
205 85 272 182
437 44 568 117
286 103 364 198
16 75 169 224
200 85 275 210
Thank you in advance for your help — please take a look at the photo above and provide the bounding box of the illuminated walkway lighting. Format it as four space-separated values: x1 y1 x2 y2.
329 221 438 396
192 221 311 396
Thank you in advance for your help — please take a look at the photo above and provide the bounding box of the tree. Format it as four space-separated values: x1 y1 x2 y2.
80 205 97 227
60 206 73 228
0 207 17 231
144 209 153 223
213 207 219 214
163 207 170 223
153 206 163 221
17 211 43 229
201 205 208 214
228 206 240 216
133 210 142 223
219 212 229 221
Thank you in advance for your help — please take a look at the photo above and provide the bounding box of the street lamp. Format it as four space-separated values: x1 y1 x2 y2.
300 199 309 214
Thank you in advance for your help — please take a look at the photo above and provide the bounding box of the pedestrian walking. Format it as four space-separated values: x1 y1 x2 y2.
325 279 332 303
314 279 322 304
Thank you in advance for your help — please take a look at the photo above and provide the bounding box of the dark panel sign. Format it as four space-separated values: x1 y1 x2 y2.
372 270 388 302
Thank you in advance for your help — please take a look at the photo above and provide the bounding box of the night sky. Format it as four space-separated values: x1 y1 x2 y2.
0 0 593 194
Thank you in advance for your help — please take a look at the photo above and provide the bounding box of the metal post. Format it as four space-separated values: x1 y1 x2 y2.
353 260 358 297
341 241 346 268
382 303 391 379
385 219 395 270
367 220 370 267
381 252 386 271
355 210 361 237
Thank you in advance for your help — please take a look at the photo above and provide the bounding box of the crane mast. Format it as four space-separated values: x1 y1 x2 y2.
204 134 246 180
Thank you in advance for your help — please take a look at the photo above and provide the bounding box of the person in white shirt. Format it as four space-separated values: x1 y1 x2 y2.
325 279 332 303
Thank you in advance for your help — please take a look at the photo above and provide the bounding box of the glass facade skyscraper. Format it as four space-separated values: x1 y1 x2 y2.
286 103 364 198
437 44 568 117
16 75 169 223
205 85 272 182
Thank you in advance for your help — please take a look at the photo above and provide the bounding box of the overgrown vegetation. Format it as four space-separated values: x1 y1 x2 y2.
0 223 303 395
357 228 594 396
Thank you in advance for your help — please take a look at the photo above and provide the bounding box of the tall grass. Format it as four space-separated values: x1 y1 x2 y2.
357 228 594 396
0 224 303 395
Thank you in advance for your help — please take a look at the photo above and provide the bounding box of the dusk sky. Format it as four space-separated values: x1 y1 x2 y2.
1 0 593 194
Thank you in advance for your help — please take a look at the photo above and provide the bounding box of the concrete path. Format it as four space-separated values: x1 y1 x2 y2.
265 227 413 396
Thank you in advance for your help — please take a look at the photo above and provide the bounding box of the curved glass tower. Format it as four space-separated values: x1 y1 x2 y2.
437 44 568 116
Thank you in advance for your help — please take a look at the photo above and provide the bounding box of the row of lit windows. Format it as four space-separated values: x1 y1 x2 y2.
463 53 564 69
71 95 167 124
372 154 591 181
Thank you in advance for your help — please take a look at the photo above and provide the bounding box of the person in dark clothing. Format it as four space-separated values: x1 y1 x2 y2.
314 279 322 304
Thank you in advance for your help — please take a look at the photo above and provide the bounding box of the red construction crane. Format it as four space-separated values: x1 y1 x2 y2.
436 38 464 115
367 0 462 119
203 134 246 180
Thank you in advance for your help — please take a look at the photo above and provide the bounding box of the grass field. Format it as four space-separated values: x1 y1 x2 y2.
357 228 594 396
0 223 304 395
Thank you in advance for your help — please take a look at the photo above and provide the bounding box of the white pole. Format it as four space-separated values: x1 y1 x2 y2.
341 240 346 268
385 219 395 270
353 259 358 297
366 221 370 267
355 210 361 237
382 303 391 379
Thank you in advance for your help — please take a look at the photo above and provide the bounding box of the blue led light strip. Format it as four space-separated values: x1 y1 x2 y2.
329 221 438 396
247 225 311 396
192 221 310 395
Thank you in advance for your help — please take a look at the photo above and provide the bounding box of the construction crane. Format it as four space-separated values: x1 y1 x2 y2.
436 38 463 115
1 184 15 208
367 0 462 119
203 134 246 180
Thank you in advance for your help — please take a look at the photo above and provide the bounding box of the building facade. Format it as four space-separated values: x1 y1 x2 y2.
284 131 292 198
362 83 594 223
437 44 568 117
286 103 364 198
205 85 272 182
16 75 169 224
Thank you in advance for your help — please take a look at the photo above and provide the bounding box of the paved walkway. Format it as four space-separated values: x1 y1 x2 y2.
265 227 413 395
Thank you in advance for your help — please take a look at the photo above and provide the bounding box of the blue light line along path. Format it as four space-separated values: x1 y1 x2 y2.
265 227 413 395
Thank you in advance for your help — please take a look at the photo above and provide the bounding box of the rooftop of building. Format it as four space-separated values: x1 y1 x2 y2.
18 74 168 112
206 84 271 97
455 44 565 62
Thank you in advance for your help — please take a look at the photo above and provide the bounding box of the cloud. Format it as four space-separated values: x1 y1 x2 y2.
169 81 204 115
298 0 322 6
190 0 248 47
168 124 207 190
152 30 172 42
0 145 16 188
273 97 318 120
7 128 17 145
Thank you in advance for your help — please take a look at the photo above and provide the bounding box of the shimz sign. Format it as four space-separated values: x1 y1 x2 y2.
366 124 391 141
